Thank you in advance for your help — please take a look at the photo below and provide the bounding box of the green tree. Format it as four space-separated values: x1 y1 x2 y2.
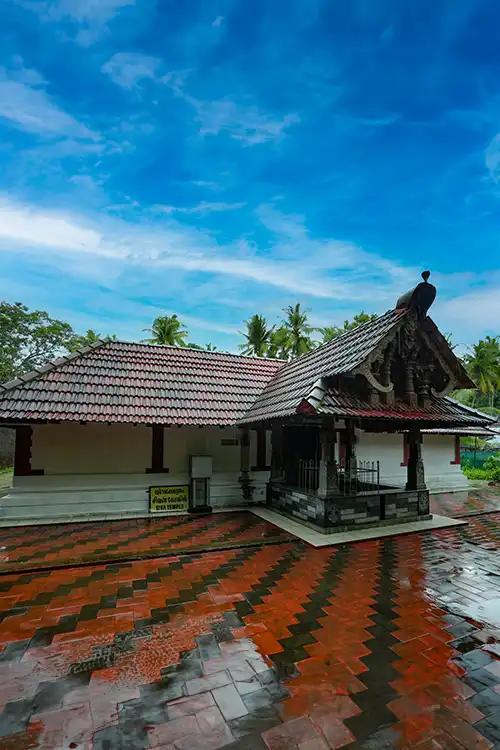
240 314 273 357
0 301 74 382
282 303 314 357
143 314 189 346
267 326 292 359
463 336 500 407
319 311 377 343
66 329 117 352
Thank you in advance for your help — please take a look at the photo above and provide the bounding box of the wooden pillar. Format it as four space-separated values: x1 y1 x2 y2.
344 420 357 474
240 427 250 474
14 426 44 476
146 425 168 473
406 428 426 490
270 423 284 482
14 426 33 476
239 426 252 501
255 427 267 470
404 361 418 408
317 423 337 498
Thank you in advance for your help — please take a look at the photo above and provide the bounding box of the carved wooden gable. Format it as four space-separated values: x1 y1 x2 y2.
352 312 461 408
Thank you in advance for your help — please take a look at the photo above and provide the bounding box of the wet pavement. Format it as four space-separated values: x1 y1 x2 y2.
0 493 498 748
0 513 293 574
431 486 500 518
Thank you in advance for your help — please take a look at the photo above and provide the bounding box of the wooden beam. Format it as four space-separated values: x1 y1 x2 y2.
14 426 44 476
146 426 169 473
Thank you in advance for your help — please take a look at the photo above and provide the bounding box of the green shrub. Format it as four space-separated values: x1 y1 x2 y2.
463 454 500 481
462 466 490 480
483 455 500 481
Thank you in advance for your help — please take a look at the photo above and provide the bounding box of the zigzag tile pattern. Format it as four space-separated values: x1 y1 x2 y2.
0 512 293 573
0 511 498 748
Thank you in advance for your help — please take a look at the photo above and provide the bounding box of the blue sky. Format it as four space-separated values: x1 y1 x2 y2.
0 0 499 351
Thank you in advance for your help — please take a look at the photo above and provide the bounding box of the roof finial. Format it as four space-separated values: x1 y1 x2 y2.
395 270 436 317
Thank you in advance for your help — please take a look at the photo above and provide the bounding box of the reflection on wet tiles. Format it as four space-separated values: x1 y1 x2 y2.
0 511 498 748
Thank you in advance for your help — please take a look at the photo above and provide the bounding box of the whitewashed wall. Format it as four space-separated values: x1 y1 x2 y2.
2 424 269 525
1 423 466 526
356 430 467 491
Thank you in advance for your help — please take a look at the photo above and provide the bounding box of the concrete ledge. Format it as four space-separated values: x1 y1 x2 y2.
250 506 467 547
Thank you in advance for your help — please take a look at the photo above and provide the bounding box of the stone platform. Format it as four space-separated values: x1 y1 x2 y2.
270 483 430 532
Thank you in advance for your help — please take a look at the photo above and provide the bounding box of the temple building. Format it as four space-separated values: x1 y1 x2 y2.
0 273 495 528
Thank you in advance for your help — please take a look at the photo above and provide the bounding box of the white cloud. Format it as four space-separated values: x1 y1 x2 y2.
434 284 500 344
2 195 497 346
102 60 298 146
154 201 245 215
167 78 300 145
20 0 136 45
101 52 163 89
44 0 134 23
485 133 500 182
0 197 110 255
192 99 300 145
0 65 97 140
0 195 413 302
212 15 224 28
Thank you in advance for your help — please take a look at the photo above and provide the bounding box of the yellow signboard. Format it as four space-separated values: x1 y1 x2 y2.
149 485 189 513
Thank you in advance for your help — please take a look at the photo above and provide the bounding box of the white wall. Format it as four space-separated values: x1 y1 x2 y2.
356 430 467 491
3 423 267 525
31 423 151 474
2 423 467 526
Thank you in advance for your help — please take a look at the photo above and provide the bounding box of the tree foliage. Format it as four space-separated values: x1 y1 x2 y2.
281 303 314 357
66 329 117 352
240 314 273 357
0 302 74 382
319 311 377 343
143 314 189 346
463 336 500 407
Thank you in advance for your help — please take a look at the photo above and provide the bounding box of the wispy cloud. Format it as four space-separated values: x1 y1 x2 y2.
485 133 500 182
154 201 245 216
101 52 163 89
20 0 136 46
212 16 224 28
0 195 411 301
102 56 299 145
187 97 300 145
0 64 97 140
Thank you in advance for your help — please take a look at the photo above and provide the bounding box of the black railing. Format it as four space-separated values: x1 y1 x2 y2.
298 458 320 492
336 459 380 496
296 458 380 496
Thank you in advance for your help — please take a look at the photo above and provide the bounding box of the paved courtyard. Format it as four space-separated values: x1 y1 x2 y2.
0 492 499 748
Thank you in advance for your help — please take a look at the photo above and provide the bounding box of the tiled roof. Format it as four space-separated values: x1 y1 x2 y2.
0 309 485 428
0 341 283 426
318 388 494 426
421 426 499 436
242 309 408 423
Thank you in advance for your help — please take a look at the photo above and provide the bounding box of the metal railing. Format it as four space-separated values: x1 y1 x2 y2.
296 458 380 496
337 459 380 496
298 458 320 492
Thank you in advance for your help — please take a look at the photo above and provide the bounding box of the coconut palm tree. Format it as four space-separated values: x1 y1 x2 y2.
267 326 292 359
144 315 189 346
319 311 377 343
282 303 313 357
463 336 500 407
240 314 273 357
67 330 116 352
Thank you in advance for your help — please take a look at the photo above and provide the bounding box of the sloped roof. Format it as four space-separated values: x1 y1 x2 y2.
0 341 283 426
317 386 494 426
241 309 476 424
0 308 486 428
241 309 407 422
